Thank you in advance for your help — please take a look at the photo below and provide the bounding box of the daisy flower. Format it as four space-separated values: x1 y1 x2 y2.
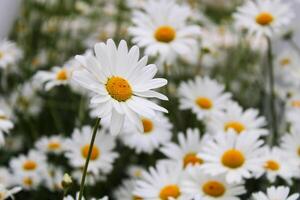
134 162 190 200
281 125 300 163
207 102 268 136
0 100 13 146
234 0 294 38
127 165 145 179
252 186 299 200
64 192 108 200
64 126 119 175
120 112 172 154
160 128 208 169
178 76 232 121
43 165 64 191
0 184 21 200
12 173 43 190
73 39 168 135
71 168 106 186
0 39 22 70
114 179 142 200
182 166 246 200
257 147 299 183
198 131 264 183
35 135 65 154
0 168 13 187
129 0 201 65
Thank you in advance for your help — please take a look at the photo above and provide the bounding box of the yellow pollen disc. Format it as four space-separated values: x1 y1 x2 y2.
280 58 291 66
183 153 204 168
81 144 100 160
23 177 33 186
23 160 37 171
154 26 176 43
142 118 154 133
195 97 213 110
298 147 300 157
106 76 132 102
221 149 245 169
224 121 245 134
56 69 68 81
255 12 274 26
0 115 7 120
133 196 143 200
159 185 181 200
134 169 142 178
264 160 280 171
0 52 3 59
202 181 226 197
48 141 61 150
291 100 300 108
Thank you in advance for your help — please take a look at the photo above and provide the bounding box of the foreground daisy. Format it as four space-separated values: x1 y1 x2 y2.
182 166 246 200
120 112 172 154
178 76 231 121
73 39 168 135
0 39 22 70
207 102 268 136
234 0 294 38
198 131 264 183
64 126 118 175
134 162 189 200
0 100 13 146
252 186 299 200
129 0 201 65
160 128 208 169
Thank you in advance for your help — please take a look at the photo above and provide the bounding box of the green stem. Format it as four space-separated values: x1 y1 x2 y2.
78 117 101 200
266 37 278 145
288 39 300 55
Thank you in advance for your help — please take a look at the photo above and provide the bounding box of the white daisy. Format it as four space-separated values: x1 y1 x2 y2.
64 126 119 175
0 40 22 70
12 173 43 190
120 112 172 154
129 0 201 65
43 165 64 191
0 100 13 146
64 192 108 200
114 179 142 200
160 128 209 169
285 94 300 125
35 135 65 154
0 184 21 200
234 0 294 38
257 147 299 183
198 131 264 183
72 39 168 135
182 166 246 200
280 125 300 163
71 168 106 186
252 186 299 200
127 165 145 179
134 162 190 200
178 76 232 121
0 168 12 187
207 102 268 136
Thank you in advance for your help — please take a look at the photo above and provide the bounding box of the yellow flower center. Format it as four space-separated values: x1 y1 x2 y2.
202 181 226 197
0 51 3 59
291 100 300 108
142 118 153 133
224 121 245 134
183 153 204 168
23 177 33 186
23 160 37 171
264 160 280 171
56 69 68 80
154 26 176 43
0 115 7 120
81 144 100 160
280 58 291 66
159 185 181 200
221 149 245 169
298 147 300 157
133 196 143 200
48 141 61 150
255 12 274 26
134 169 142 178
106 76 132 102
195 97 213 110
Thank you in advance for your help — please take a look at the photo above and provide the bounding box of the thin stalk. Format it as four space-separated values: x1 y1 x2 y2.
288 39 300 55
266 37 278 145
78 117 101 200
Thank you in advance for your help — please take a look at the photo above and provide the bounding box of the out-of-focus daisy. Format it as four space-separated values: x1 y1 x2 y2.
35 135 65 154
34 66 74 91
285 94 300 125
114 179 142 200
207 102 268 136
129 0 201 65
0 100 14 146
71 168 106 186
257 147 299 183
134 162 189 200
127 165 145 179
73 39 168 135
160 128 208 169
0 168 12 187
43 165 64 191
198 131 264 183
281 126 300 162
234 0 294 38
84 24 116 48
64 192 108 200
182 166 246 200
0 40 22 70
12 173 42 190
64 126 118 175
178 76 231 121
120 112 172 154
0 184 21 200
252 186 299 200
